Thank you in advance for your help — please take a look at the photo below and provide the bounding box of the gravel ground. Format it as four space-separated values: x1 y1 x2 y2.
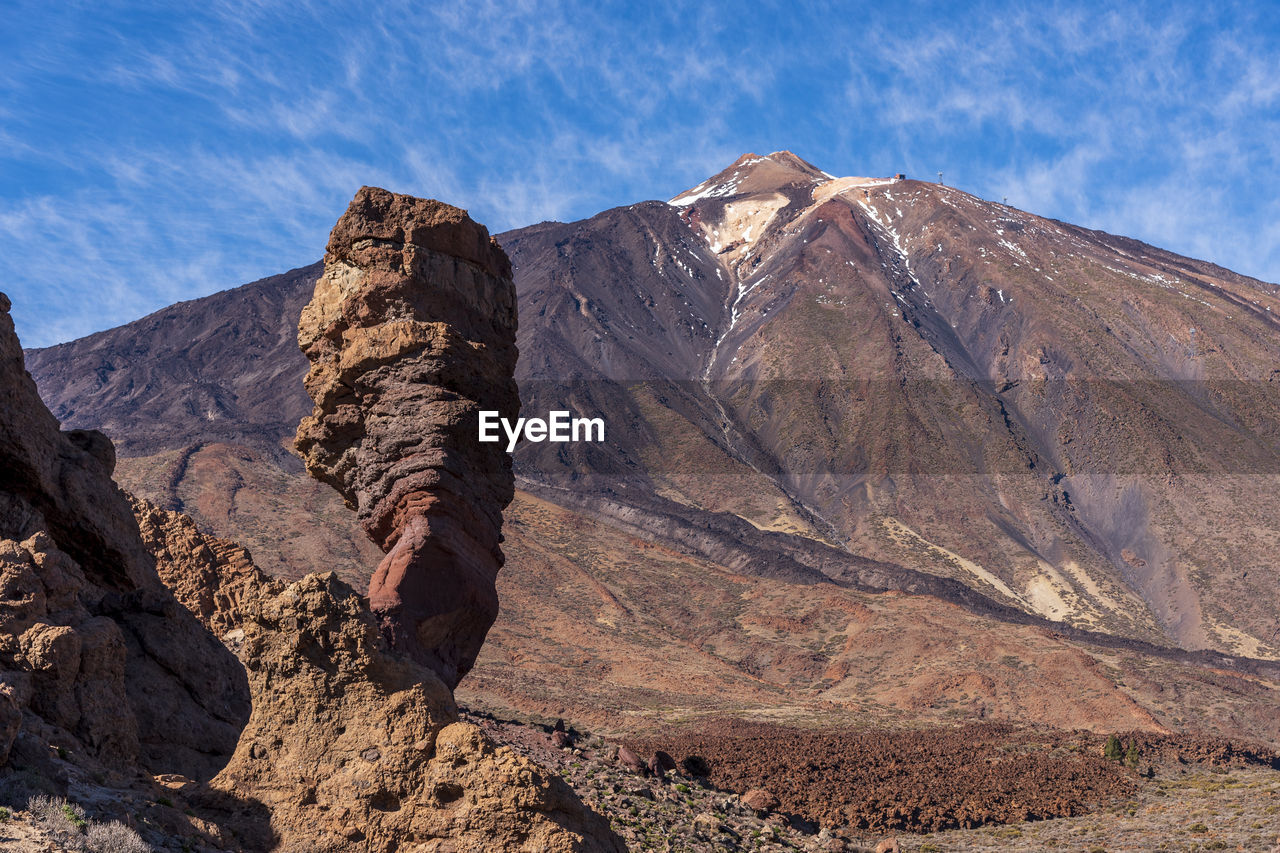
467 709 1280 852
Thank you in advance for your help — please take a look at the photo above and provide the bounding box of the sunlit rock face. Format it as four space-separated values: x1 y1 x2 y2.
294 186 520 689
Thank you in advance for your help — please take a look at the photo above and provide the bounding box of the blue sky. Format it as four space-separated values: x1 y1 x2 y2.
3 1 1279 347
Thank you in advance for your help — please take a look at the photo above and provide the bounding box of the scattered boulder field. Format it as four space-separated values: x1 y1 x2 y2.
473 709 1280 852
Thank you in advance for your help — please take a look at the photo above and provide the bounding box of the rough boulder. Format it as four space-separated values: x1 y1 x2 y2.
205 571 617 852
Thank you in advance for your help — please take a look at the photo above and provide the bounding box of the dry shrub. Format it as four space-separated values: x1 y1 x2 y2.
86 820 153 852
26 793 84 842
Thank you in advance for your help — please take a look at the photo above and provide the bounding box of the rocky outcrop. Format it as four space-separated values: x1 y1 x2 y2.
293 186 520 689
0 292 249 781
0 532 139 768
132 496 283 636
121 190 620 851
0 683 19 766
201 572 617 852
135 493 619 850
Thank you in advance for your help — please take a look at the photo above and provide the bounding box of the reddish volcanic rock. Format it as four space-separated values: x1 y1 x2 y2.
741 788 780 815
635 721 1143 833
616 745 648 775
294 186 520 688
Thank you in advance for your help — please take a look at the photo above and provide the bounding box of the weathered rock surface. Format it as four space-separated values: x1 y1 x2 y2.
741 787 780 815
0 293 249 781
616 745 648 776
0 682 21 766
419 720 621 853
294 186 520 689
134 511 619 851
133 496 282 636
112 190 619 850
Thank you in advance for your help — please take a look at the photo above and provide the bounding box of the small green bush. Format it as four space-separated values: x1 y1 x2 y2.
62 802 88 829
0 806 9 822
1103 733 1122 761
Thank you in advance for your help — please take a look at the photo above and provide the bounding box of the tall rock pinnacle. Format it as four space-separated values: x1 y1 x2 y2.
294 186 520 688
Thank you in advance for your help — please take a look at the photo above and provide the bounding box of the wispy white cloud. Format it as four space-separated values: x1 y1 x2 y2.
2 0 1278 349
837 2 1279 285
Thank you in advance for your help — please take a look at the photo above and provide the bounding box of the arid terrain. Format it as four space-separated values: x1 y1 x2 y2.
18 154 1280 847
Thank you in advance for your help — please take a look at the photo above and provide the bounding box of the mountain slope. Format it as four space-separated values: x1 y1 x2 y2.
22 155 1280 748
505 151 1280 657
27 262 321 460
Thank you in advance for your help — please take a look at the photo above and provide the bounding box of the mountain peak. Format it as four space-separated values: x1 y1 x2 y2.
758 150 831 177
670 150 833 207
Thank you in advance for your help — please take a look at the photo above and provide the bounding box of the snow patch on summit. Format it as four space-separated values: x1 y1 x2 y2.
692 193 790 272
670 176 746 207
813 176 896 204
669 152 829 207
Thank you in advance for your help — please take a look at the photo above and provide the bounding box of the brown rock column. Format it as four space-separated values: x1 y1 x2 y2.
294 186 520 688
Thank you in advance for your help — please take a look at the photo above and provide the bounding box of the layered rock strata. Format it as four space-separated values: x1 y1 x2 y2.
126 187 619 850
294 186 520 689
0 292 249 781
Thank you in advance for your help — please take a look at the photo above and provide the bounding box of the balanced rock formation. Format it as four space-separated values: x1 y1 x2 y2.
294 186 520 688
116 191 619 851
0 292 249 782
